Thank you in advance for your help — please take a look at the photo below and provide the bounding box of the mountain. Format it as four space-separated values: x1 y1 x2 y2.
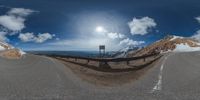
128 35 200 57
0 41 14 50
0 41 25 59
113 45 140 58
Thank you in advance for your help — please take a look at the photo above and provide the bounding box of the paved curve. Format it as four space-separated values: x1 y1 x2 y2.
0 53 200 99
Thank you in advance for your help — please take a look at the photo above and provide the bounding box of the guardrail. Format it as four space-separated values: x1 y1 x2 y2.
46 53 160 65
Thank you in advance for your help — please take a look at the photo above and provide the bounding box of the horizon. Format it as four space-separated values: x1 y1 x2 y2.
1 0 200 51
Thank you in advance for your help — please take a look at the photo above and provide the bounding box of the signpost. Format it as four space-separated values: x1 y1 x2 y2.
99 45 105 58
99 45 110 68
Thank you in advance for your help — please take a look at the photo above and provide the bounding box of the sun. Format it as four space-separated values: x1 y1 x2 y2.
95 26 105 33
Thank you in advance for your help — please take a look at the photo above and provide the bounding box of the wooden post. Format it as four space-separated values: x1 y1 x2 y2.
99 61 111 69
87 59 89 64
126 61 129 65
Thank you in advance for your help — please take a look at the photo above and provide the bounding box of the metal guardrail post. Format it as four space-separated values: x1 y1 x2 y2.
126 61 129 65
154 54 157 58
99 61 111 69
87 59 89 64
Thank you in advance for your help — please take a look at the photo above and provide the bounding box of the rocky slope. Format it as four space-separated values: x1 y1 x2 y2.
0 41 25 59
128 35 200 57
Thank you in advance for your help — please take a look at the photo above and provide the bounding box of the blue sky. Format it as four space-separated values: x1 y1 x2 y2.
1 0 200 51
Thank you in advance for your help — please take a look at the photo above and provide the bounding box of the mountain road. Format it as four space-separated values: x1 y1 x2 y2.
0 52 200 99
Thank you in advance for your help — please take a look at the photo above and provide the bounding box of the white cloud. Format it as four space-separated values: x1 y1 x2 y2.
55 38 60 41
8 8 35 17
195 16 200 23
128 17 157 35
191 30 200 41
192 17 200 41
0 15 25 32
0 8 35 32
119 38 145 46
0 8 54 43
35 33 54 43
107 32 125 39
19 32 54 43
0 31 8 41
18 32 35 42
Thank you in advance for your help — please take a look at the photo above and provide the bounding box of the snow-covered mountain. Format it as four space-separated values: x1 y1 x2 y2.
0 41 25 58
0 41 14 50
113 46 140 58
129 35 200 56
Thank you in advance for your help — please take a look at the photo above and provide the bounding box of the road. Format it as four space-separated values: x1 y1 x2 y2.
0 52 200 99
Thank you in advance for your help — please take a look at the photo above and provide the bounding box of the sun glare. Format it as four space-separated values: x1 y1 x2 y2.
95 26 105 33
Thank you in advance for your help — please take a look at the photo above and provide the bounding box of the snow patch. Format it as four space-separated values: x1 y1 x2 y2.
0 41 14 50
0 41 7 51
0 45 5 51
19 49 26 55
170 36 183 41
174 43 200 52
160 49 172 54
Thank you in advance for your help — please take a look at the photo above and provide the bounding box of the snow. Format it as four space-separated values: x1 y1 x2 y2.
0 41 14 50
188 40 200 46
114 46 139 58
0 41 25 56
161 50 172 54
0 42 6 51
119 46 130 52
0 45 5 51
19 49 26 55
174 43 200 52
170 35 183 41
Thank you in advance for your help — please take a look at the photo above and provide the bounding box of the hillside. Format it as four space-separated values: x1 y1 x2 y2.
0 41 25 59
128 35 200 57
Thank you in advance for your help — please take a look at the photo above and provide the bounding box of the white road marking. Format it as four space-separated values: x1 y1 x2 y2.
152 64 164 91
151 56 168 92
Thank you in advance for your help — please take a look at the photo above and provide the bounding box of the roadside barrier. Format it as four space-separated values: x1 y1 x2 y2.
47 53 160 65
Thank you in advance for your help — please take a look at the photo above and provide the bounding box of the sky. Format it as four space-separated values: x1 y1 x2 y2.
1 0 200 51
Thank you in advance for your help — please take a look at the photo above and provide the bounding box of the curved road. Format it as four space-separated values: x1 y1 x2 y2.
0 53 200 99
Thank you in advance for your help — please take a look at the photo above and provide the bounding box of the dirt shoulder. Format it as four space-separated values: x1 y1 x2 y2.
53 55 162 87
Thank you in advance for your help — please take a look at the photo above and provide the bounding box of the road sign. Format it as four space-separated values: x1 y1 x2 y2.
99 45 105 49
99 45 105 58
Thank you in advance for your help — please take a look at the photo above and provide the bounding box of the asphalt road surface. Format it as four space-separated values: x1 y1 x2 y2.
0 52 200 100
